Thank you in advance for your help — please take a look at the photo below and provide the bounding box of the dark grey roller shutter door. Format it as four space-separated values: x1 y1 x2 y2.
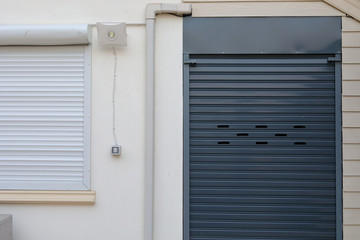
184 54 337 240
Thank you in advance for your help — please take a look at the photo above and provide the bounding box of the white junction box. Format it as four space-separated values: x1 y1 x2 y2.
0 214 12 240
96 22 127 47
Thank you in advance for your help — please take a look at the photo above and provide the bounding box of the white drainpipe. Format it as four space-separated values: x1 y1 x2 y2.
145 3 192 240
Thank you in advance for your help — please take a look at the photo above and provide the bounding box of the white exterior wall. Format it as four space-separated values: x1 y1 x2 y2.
0 1 183 240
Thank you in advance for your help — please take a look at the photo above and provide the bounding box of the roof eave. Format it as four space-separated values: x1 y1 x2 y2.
323 0 360 22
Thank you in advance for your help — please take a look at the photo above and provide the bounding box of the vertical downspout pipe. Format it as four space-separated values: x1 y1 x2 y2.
145 16 155 240
145 3 191 240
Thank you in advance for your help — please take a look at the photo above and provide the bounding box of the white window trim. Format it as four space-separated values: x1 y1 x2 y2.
82 45 92 190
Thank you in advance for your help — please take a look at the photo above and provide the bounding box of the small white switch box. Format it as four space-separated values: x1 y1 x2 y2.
96 22 127 47
112 145 121 156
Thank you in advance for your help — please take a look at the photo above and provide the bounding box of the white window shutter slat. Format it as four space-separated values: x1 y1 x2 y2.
0 46 91 190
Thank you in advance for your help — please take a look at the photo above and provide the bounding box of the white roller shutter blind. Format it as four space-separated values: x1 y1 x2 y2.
0 45 91 190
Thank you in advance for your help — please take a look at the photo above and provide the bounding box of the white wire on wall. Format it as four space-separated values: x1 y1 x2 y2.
112 47 119 146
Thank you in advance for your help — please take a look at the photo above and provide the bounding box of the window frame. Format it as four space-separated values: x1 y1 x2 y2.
0 45 92 191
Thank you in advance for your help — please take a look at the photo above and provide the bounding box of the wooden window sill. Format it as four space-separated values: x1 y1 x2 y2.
0 191 95 204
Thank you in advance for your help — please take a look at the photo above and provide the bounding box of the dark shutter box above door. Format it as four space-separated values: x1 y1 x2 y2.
184 17 342 54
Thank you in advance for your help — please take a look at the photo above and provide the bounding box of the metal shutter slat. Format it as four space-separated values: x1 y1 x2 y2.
186 54 336 239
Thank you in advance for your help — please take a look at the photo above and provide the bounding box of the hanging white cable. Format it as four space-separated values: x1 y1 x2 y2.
112 47 118 146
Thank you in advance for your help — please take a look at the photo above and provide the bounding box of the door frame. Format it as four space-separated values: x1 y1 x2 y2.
183 16 343 240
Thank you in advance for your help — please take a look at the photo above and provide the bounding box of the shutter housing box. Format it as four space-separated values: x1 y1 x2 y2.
0 24 91 46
